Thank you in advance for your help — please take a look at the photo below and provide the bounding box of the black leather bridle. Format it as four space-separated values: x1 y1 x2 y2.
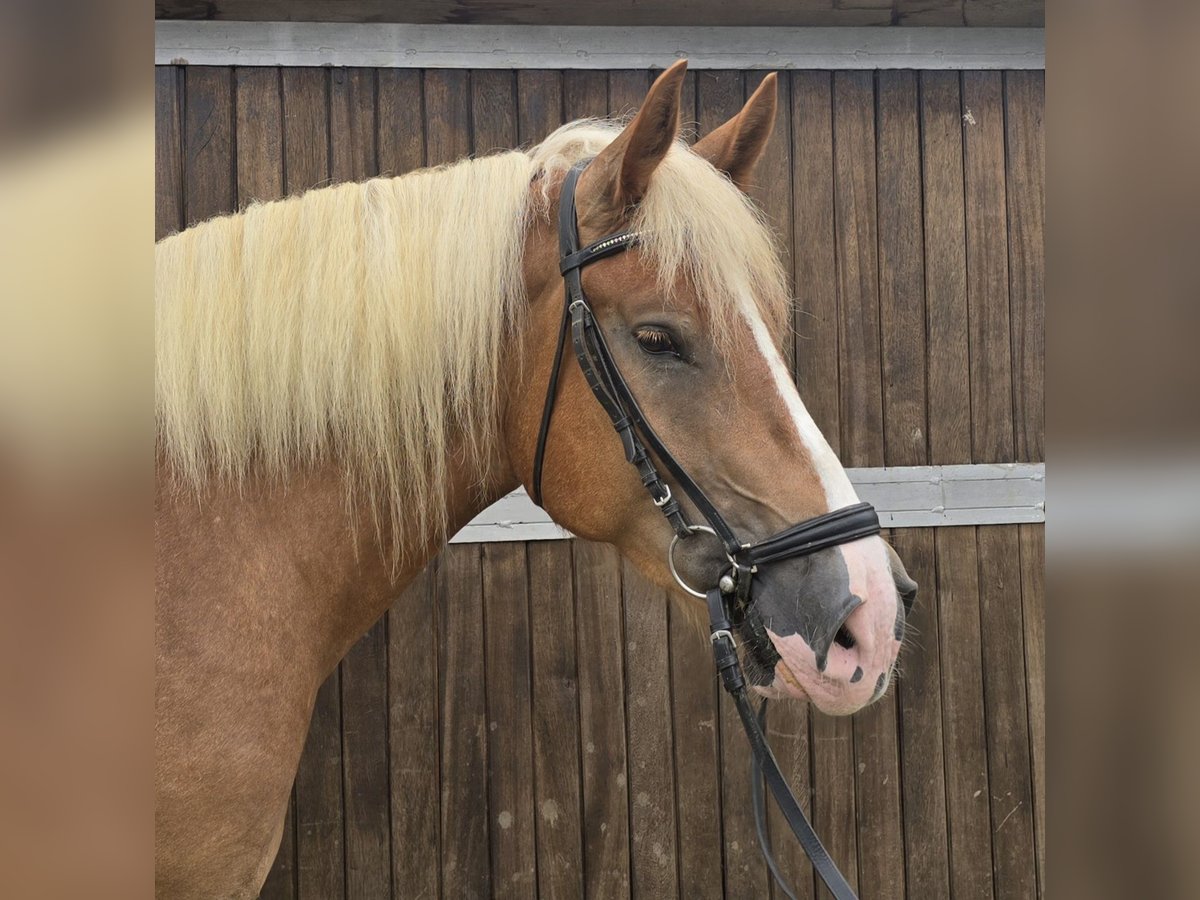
531 161 882 900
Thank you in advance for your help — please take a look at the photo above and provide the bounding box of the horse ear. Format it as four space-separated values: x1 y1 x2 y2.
692 73 778 192
584 59 687 214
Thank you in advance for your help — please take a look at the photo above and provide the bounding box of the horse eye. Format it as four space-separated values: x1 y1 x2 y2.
635 327 679 357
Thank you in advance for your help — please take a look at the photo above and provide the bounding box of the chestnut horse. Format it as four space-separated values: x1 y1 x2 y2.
155 61 916 898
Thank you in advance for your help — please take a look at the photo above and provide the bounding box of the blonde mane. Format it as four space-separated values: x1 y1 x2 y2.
155 120 790 559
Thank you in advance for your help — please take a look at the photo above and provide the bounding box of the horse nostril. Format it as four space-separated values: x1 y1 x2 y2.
833 623 856 651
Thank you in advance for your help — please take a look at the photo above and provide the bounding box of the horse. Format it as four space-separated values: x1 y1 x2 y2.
155 60 917 899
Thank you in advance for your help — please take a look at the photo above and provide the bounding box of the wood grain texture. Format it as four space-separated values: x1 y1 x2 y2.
155 66 184 239
183 66 234 225
527 542 585 900
620 562 680 899
438 543 492 900
1004 71 1045 463
482 543 538 899
1018 524 1045 899
387 565 441 900
572 540 631 899
235 67 283 207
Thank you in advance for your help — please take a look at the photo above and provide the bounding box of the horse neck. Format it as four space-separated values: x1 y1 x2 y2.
158 441 516 676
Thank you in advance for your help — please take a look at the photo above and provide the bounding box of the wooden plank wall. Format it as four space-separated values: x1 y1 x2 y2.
154 66 1045 900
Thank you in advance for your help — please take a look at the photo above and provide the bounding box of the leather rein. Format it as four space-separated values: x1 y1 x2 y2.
530 161 880 900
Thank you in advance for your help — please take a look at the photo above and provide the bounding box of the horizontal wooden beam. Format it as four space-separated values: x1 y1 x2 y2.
155 22 1045 70
450 463 1046 543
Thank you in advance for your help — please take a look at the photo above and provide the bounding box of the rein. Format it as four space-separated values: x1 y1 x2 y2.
532 161 879 900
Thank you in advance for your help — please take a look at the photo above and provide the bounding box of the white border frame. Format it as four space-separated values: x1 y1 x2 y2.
155 23 1045 70
451 464 1045 543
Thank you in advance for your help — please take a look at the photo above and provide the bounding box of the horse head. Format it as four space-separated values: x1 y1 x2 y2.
509 61 916 716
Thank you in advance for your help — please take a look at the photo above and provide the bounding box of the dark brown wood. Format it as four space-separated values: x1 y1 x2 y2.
963 69 1036 900
155 66 184 239
831 71 883 470
934 526 992 900
791 71 841 449
281 68 329 195
976 526 1037 900
572 540 632 899
482 539 538 899
518 71 564 147
438 543 492 899
1004 71 1045 463
620 561 680 899
235 68 283 207
895 0 965 25
259 794 297 900
377 68 425 177
527 542 585 900
892 528 950 900
1018 524 1045 899
387 565 442 900
183 67 235 225
919 70 972 466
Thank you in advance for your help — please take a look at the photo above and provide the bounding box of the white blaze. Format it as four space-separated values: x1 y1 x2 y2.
741 302 860 509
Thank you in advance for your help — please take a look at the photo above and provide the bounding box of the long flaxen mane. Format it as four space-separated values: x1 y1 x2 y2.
155 119 790 560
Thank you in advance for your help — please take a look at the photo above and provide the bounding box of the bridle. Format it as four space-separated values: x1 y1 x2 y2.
531 160 882 900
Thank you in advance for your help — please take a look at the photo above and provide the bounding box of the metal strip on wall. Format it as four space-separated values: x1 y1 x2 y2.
450 463 1046 543
155 23 1045 70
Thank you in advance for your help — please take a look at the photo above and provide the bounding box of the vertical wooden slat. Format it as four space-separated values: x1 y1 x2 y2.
1018 524 1045 899
481 542 538 900
962 69 1037 900
235 68 283 207
620 561 680 900
472 69 519 158
696 67 771 900
564 69 608 121
791 71 841 449
876 74 952 900
388 565 441 900
920 69 993 900
1004 71 1045 464
183 66 234 225
572 540 631 899
260 794 298 900
278 65 344 900
527 541 585 900
155 67 184 240
281 69 329 193
518 70 564 146
328 66 392 900
438 542 491 899
377 69 425 178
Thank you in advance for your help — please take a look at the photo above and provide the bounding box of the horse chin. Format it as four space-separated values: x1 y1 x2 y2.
750 659 810 703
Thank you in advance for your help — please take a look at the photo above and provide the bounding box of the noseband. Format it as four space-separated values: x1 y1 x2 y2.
531 161 881 900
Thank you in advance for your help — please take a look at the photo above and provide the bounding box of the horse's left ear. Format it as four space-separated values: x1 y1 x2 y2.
582 59 687 216
692 73 778 192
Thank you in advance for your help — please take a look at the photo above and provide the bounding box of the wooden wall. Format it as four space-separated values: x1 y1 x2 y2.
154 66 1045 899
